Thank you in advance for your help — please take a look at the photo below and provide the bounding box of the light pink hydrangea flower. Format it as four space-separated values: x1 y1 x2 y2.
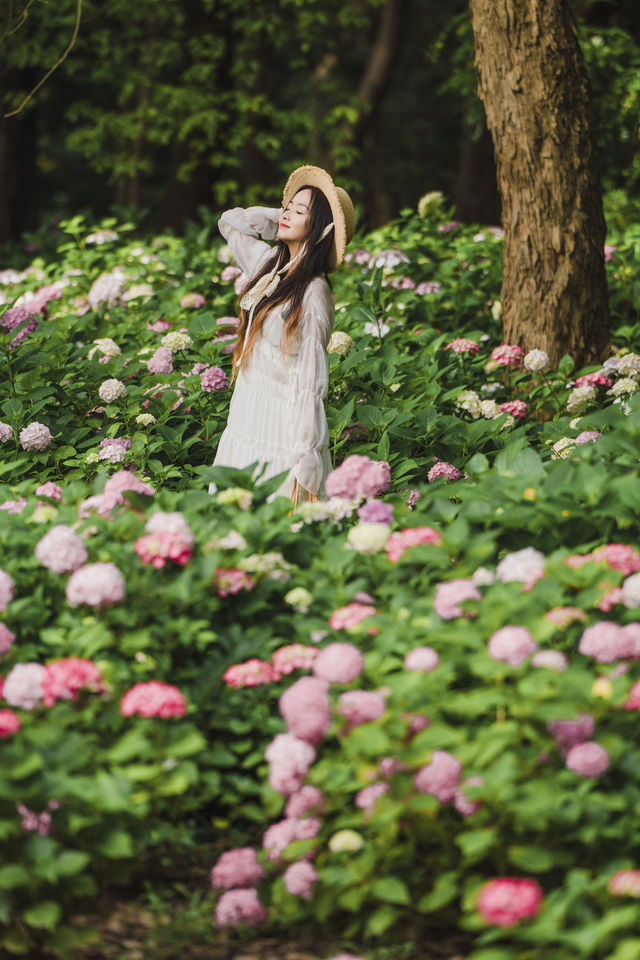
41 658 104 707
608 870 640 897
200 366 228 391
98 470 155 517
625 679 640 711
221 265 243 282
433 579 481 619
134 530 192 568
210 848 264 889
0 422 13 443
496 547 545 588
180 292 206 309
414 750 461 803
357 499 393 524
147 347 173 374
213 567 255 598
214 888 266 927
35 481 62 500
337 690 386 728
279 677 331 745
453 776 484 817
66 562 125 607
0 497 27 514
329 602 377 632
223 658 278 688
386 525 442 562
325 455 390 499
565 741 610 777
531 650 568 671
313 643 364 684
262 817 321 862
575 430 601 444
476 877 543 927
272 644 318 676
578 621 634 662
35 525 88 574
285 785 324 819
0 709 21 737
544 606 586 628
404 646 439 672
0 570 14 612
3 662 46 709
445 338 479 355
283 860 317 899
19 421 52 451
355 782 389 814
427 461 460 482
265 732 316 796
488 626 538 667
490 344 525 367
548 713 594 756
0 623 15 654
120 680 186 718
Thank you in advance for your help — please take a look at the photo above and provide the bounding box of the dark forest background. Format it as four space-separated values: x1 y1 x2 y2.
1 0 639 244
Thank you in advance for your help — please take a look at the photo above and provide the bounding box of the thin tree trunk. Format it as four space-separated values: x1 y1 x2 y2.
468 0 610 368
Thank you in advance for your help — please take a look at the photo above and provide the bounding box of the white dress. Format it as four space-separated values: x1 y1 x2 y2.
212 206 334 499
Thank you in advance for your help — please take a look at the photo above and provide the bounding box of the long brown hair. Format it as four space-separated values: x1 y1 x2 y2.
232 186 333 374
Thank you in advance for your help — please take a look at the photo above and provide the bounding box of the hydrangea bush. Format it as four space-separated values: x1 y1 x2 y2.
0 206 639 957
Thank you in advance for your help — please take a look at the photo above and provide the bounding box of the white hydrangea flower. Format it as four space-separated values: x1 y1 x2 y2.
98 379 127 403
616 353 640 377
566 384 597 413
496 546 545 584
608 377 638 397
88 338 120 360
455 389 482 419
491 301 502 321
207 530 248 551
551 437 576 459
524 349 549 372
121 283 154 302
135 413 156 426
85 228 118 245
622 572 640 609
364 321 390 337
88 268 126 310
472 566 495 586
480 399 501 419
161 330 192 351
347 522 390 555
327 331 354 355
284 587 313 611
85 451 100 464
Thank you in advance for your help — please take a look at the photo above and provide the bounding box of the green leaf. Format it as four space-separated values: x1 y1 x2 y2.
0 864 30 889
366 904 397 935
507 845 554 873
605 938 640 960
22 901 62 930
97 828 134 859
455 827 497 863
371 875 411 905
56 850 91 877
417 870 459 912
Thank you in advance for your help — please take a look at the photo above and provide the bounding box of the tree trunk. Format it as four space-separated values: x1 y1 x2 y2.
468 0 610 368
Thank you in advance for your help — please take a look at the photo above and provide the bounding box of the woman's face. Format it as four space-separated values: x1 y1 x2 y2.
277 188 312 250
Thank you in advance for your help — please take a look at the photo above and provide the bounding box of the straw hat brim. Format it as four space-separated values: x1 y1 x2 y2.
282 165 355 272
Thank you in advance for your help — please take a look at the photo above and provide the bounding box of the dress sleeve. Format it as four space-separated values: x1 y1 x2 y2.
290 281 335 496
218 206 282 278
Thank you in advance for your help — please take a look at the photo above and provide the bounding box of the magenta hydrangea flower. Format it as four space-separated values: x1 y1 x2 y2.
548 713 594 756
427 461 460 482
120 680 186 718
476 877 543 927
490 344 525 367
499 400 527 418
41 658 104 707
488 626 538 667
271 644 318 676
313 643 364 684
214 888 266 927
337 690 386 728
134 530 192 568
433 579 481 620
66 562 125 607
35 525 88 574
0 709 21 737
200 366 228 392
414 750 461 803
283 860 318 899
3 662 46 710
210 848 264 889
404 646 440 672
19 421 52 451
445 338 479 355
329 602 377 632
565 741 610 777
279 677 331 745
325 455 390 499
386 525 442 562
223 658 278 688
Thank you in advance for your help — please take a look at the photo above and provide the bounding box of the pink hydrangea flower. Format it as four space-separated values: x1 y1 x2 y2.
357 499 393 524
490 344 525 367
476 877 543 927
17 802 54 835
0 709 21 737
210 848 264 889
35 525 88 574
325 455 390 499
488 626 538 667
35 481 62 501
575 430 601 444
3 662 46 710
285 785 324 819
223 658 278 688
329 602 377 632
592 544 640 576
0 497 27 514
279 676 331 745
433 579 481 620
414 750 461 803
213 567 255 598
147 318 172 333
214 888 266 927
445 338 479 355
386 525 442 562
427 461 460 482
66 562 125 607
200 366 228 391
578 621 634 662
262 817 321 861
272 644 318 676
0 423 13 443
120 680 186 718
0 570 14 613
19 421 52 451
404 646 439 672
544 606 586 628
625 679 640 711
337 690 386 728
134 530 192 568
265 733 316 796
283 860 317 899
565 741 610 777
453 776 484 817
355 781 388 813
221 265 243 282
98 470 155 517
415 281 441 295
313 643 364 684
496 547 545 587
575 371 613 388
0 623 15 655
41 658 104 707
548 713 594 756
406 713 431 736
531 650 568 671
499 400 527 418
180 292 206 309
608 870 640 897
147 346 173 374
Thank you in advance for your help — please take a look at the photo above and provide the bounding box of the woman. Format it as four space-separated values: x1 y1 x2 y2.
211 165 355 504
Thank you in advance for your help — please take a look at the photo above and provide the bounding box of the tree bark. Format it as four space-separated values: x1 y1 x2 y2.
468 0 610 368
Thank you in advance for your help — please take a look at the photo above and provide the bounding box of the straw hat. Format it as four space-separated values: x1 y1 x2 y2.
282 164 355 272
